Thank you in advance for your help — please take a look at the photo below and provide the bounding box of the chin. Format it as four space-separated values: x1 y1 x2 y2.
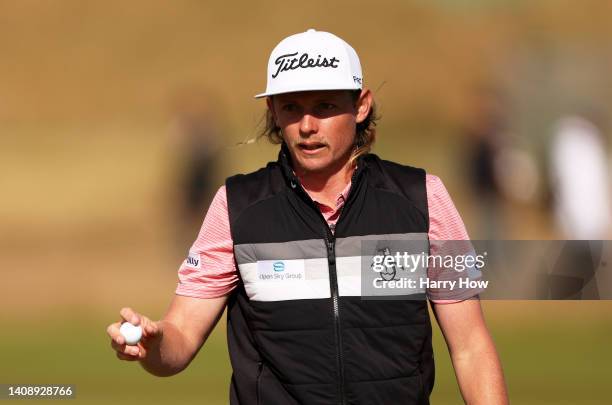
295 156 330 173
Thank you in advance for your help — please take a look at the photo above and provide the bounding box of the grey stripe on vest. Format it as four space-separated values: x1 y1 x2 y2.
234 239 326 265
234 233 429 264
335 233 429 257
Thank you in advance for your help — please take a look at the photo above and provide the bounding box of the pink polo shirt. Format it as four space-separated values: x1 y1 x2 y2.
176 174 473 303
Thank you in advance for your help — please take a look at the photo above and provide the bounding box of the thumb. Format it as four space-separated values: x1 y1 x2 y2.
141 317 163 340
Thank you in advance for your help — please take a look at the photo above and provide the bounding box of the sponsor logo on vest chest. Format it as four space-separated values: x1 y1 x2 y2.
257 259 305 281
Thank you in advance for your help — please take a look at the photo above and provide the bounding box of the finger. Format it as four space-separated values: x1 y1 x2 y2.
110 339 126 352
136 343 147 359
136 315 155 338
124 344 140 356
141 318 161 338
116 351 139 361
111 338 139 356
139 316 151 337
106 322 125 345
119 307 141 325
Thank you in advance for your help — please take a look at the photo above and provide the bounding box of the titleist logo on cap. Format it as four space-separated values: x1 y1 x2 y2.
272 52 340 79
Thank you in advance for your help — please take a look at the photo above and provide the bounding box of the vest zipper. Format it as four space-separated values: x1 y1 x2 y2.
325 231 345 405
326 168 360 405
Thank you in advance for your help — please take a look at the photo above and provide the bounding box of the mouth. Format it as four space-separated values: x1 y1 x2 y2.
298 142 326 154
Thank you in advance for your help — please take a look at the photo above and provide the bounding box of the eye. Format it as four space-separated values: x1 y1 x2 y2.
319 102 336 110
281 103 297 112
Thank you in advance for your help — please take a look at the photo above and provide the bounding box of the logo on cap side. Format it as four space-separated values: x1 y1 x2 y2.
272 52 340 79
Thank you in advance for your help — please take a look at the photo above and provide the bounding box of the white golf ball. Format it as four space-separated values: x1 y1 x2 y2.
119 322 142 345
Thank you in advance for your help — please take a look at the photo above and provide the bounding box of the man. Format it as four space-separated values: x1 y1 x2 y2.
107 29 508 404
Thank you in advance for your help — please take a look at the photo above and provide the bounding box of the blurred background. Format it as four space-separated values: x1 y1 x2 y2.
1 0 611 403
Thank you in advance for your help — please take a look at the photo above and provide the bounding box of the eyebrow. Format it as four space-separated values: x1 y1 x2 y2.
277 95 342 104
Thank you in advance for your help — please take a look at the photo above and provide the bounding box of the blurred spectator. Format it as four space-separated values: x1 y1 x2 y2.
549 115 611 239
545 115 611 299
168 88 222 250
462 86 508 240
462 86 540 240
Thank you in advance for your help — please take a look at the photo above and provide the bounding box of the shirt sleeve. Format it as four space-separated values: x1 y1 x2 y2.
426 174 481 304
175 185 240 298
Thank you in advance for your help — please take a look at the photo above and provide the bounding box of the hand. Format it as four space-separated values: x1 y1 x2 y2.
107 307 163 361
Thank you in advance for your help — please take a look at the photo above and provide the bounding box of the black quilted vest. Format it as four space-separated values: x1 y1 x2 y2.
225 146 434 405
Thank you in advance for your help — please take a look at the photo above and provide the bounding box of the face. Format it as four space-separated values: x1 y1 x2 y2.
268 89 372 176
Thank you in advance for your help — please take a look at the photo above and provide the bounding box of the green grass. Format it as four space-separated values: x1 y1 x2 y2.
431 304 612 404
1 305 611 404
0 316 232 405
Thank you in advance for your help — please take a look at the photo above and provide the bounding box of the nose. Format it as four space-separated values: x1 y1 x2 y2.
298 113 318 137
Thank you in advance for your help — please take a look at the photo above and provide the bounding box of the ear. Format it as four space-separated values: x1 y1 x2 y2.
355 89 373 124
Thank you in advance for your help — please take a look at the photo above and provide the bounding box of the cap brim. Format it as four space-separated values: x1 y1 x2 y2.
254 85 361 99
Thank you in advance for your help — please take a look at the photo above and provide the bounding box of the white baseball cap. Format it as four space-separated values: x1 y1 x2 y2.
255 29 363 98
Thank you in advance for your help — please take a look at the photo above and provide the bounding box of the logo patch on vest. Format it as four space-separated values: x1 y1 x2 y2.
257 259 305 281
185 251 201 269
